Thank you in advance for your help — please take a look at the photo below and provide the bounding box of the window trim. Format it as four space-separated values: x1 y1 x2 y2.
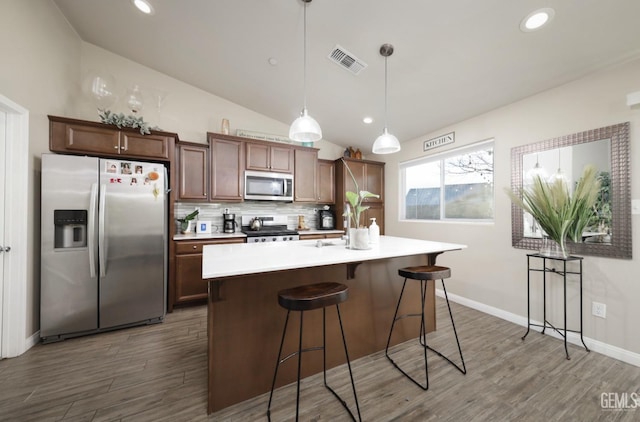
399 139 495 223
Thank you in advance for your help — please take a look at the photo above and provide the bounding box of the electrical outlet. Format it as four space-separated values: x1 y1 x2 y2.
592 301 607 318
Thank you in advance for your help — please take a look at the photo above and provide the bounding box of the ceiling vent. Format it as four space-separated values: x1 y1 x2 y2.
328 45 368 75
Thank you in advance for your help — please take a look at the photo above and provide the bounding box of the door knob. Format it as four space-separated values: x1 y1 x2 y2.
4 246 10 252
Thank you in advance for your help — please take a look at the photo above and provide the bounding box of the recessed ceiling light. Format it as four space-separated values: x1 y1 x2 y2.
363 117 373 124
520 8 554 32
268 57 278 66
132 0 154 15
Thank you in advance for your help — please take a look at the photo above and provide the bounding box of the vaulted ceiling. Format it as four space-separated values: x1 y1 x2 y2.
53 0 640 152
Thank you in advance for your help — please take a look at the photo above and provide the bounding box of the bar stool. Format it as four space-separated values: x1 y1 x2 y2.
267 282 361 422
385 265 466 390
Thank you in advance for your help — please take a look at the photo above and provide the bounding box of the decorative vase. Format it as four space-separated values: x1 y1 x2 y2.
540 236 569 258
181 220 194 234
349 228 370 250
221 118 230 135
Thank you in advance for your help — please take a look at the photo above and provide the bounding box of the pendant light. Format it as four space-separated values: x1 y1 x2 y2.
548 148 568 186
289 0 322 142
372 43 401 154
525 153 548 185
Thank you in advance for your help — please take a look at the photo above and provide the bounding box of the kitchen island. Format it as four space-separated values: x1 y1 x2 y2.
202 236 466 414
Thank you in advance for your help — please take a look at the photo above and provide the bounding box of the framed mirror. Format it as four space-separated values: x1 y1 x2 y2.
510 122 631 259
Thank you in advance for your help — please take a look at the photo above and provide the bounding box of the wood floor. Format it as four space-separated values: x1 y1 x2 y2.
1 299 638 421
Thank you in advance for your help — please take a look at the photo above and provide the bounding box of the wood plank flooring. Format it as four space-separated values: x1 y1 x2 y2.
1 299 638 421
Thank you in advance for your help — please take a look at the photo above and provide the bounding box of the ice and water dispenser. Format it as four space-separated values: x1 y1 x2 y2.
54 210 87 249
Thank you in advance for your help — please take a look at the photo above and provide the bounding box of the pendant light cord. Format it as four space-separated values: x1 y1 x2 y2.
383 55 388 130
303 0 308 110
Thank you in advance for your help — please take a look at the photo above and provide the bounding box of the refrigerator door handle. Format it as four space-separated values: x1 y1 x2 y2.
164 166 171 193
98 183 107 277
88 183 98 278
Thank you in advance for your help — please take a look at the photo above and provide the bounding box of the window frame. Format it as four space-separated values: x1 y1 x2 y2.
399 139 495 223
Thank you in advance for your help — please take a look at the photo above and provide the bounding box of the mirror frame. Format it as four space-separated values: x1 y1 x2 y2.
510 122 631 259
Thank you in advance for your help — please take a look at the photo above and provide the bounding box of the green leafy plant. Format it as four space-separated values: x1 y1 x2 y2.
177 210 199 232
587 171 612 233
341 158 379 228
98 108 153 135
506 165 600 257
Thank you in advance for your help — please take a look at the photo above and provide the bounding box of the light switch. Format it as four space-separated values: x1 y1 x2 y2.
632 199 640 215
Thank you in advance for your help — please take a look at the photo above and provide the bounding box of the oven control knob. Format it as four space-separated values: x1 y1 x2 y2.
272 237 277 242
282 237 287 241
261 238 266 242
253 239 259 243
288 236 293 241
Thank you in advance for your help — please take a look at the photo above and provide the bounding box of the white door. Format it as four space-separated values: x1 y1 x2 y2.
0 94 28 358
0 110 5 356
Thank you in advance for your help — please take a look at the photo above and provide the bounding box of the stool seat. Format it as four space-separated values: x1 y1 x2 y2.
278 282 348 311
398 265 451 281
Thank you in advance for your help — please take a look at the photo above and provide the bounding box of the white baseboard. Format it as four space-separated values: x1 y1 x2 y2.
436 289 640 368
26 330 40 351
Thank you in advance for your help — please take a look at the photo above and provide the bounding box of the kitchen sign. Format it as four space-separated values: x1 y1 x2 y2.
423 131 455 151
236 129 295 145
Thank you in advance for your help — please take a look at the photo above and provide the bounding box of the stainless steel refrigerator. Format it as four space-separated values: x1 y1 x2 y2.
40 153 167 342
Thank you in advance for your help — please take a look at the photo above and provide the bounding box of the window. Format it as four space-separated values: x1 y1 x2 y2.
401 140 494 221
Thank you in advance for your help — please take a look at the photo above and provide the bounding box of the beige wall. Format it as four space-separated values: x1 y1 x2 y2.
383 58 640 355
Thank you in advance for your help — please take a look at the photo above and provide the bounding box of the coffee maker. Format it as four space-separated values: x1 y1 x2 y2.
317 209 335 230
223 213 237 233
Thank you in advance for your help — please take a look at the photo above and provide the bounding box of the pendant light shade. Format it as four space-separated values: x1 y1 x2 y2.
373 128 401 154
289 0 322 142
289 107 322 142
372 43 400 154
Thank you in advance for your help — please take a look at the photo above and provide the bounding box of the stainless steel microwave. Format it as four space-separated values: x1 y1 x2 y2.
244 170 294 201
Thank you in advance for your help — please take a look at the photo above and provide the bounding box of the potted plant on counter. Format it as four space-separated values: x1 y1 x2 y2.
506 164 600 258
341 158 380 249
177 209 199 234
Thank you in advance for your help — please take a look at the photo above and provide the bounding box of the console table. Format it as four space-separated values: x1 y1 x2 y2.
521 253 590 359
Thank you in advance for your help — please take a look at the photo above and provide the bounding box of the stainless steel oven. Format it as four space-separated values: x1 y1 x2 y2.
244 170 293 201
241 215 299 243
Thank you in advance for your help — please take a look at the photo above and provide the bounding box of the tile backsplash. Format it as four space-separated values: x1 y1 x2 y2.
174 201 336 234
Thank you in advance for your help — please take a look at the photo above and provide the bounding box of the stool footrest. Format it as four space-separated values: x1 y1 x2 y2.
279 345 324 365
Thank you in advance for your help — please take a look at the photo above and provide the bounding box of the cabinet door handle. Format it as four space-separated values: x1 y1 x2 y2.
114 145 119 150
193 245 197 249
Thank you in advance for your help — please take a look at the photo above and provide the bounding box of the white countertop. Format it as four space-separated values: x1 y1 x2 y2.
173 232 246 241
202 235 466 279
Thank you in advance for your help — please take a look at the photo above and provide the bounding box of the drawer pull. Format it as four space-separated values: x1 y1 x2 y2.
193 245 197 249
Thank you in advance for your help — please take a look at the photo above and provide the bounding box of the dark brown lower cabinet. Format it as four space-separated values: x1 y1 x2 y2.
174 238 245 305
